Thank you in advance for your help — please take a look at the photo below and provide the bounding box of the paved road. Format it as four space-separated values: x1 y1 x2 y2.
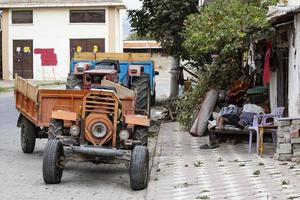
0 92 155 200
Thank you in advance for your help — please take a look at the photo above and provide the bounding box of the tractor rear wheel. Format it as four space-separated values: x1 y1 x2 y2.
131 74 151 115
48 119 63 139
43 139 64 184
66 73 82 90
130 146 149 190
133 126 148 146
21 117 37 153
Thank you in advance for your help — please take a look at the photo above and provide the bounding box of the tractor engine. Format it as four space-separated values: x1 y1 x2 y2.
82 90 119 147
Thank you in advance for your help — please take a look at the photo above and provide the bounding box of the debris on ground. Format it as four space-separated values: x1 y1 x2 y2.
193 160 204 167
239 163 246 167
253 169 261 176
258 162 265 166
156 97 178 121
196 195 210 199
281 179 290 185
217 157 223 162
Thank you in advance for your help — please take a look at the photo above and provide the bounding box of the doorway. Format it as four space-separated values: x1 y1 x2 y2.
276 48 289 117
13 40 33 79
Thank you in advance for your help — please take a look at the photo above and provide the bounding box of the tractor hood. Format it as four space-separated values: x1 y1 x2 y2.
84 69 117 75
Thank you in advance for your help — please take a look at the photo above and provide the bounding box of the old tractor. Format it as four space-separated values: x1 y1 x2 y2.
15 76 150 190
67 53 158 114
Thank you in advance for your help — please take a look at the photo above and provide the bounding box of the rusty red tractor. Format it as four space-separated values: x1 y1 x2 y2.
15 76 150 190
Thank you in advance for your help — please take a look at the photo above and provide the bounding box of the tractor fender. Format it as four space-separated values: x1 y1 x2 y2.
125 114 150 127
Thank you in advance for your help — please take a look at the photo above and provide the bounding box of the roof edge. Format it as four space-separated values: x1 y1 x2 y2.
0 2 126 9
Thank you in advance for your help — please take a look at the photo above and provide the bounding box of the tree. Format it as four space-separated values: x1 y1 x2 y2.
128 0 199 59
184 0 270 64
128 0 199 97
177 0 274 127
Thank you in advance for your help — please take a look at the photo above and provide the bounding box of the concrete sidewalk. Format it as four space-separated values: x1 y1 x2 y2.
0 80 14 89
147 122 300 200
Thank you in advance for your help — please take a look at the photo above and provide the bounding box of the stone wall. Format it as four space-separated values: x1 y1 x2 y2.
275 118 300 162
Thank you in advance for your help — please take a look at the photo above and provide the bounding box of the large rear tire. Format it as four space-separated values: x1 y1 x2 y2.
133 126 148 146
131 74 151 115
43 140 64 184
21 117 37 153
66 73 82 90
130 146 149 190
48 119 63 139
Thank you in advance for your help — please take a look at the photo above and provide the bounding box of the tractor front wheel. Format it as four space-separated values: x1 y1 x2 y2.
130 146 149 190
66 73 82 90
21 117 37 153
43 139 64 184
48 119 63 139
133 126 148 146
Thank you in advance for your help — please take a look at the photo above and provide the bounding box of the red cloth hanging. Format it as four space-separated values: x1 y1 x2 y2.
263 42 272 84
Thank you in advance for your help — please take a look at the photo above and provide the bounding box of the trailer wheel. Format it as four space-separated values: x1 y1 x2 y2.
43 139 64 184
130 146 149 190
131 74 151 115
66 73 82 90
21 117 37 153
48 119 63 139
133 126 148 146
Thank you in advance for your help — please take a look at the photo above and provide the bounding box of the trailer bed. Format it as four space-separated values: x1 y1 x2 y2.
15 76 87 127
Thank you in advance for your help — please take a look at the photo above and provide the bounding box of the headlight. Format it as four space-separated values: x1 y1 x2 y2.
91 122 107 138
70 125 80 136
119 130 129 141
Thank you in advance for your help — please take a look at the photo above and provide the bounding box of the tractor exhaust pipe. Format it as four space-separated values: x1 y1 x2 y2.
72 146 127 157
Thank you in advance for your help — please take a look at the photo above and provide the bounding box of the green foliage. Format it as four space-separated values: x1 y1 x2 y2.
128 0 198 58
184 0 269 61
177 0 274 127
126 32 154 41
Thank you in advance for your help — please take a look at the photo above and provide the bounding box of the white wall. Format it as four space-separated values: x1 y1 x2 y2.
289 14 300 117
287 0 300 6
8 7 122 80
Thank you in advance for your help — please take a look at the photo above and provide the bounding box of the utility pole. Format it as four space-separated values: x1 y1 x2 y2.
170 57 180 97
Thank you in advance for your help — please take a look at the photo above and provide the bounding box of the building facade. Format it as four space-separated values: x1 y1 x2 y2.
123 40 173 70
0 0 125 80
268 1 300 117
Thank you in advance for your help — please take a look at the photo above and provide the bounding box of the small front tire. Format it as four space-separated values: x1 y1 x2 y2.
130 146 149 190
43 140 64 184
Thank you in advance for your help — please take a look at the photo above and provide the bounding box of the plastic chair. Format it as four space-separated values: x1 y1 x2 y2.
248 107 285 153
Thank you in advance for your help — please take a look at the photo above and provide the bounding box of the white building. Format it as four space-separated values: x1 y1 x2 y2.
0 0 126 80
268 1 300 117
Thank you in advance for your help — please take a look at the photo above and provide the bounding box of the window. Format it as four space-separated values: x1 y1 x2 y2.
70 10 105 23
12 10 33 24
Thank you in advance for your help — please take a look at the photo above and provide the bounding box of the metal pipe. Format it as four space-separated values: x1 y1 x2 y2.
72 146 126 157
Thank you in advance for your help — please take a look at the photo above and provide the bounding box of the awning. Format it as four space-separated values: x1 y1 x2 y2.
268 5 300 22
